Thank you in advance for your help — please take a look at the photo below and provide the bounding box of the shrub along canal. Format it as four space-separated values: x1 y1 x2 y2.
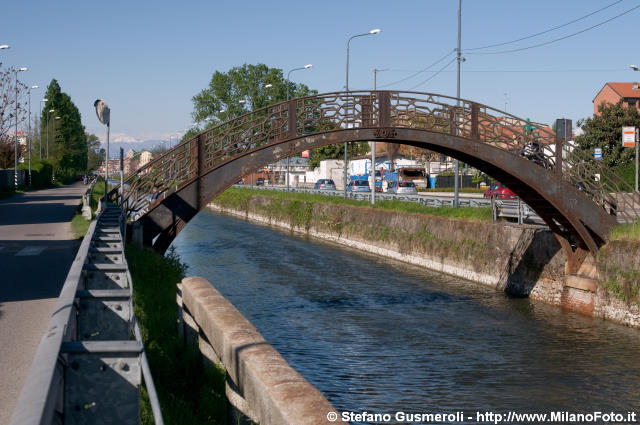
170 208 640 423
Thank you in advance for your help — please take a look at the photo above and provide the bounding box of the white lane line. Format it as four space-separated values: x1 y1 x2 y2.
15 246 46 256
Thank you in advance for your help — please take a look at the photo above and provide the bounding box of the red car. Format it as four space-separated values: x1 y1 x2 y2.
483 182 517 199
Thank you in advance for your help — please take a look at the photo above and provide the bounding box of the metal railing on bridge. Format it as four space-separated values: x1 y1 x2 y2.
111 91 639 230
9 206 163 425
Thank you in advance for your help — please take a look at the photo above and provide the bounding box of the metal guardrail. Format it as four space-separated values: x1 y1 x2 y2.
9 206 163 425
236 185 543 222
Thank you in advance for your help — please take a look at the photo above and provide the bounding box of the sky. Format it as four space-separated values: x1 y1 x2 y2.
2 0 639 149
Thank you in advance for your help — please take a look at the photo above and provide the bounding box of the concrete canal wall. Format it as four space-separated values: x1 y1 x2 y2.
178 277 346 425
209 195 640 328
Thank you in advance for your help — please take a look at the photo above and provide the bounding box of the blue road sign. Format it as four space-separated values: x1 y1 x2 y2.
594 147 603 160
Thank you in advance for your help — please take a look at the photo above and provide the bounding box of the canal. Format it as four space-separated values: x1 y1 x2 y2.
171 208 640 422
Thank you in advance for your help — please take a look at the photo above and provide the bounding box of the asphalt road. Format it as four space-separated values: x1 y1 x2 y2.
0 182 87 425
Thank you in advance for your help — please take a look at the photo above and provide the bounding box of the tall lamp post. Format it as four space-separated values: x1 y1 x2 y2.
46 109 55 158
345 28 380 198
286 64 312 191
39 98 47 159
14 67 27 189
454 0 465 208
27 85 38 186
51 116 61 182
94 99 111 205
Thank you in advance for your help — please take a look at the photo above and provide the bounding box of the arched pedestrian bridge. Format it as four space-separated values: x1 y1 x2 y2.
109 90 640 273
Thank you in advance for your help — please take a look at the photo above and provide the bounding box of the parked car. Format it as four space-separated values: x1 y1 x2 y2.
256 177 265 186
387 180 417 195
347 179 371 192
314 179 336 190
483 182 517 199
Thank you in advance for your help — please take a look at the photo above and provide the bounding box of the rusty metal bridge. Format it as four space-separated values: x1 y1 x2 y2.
109 90 640 274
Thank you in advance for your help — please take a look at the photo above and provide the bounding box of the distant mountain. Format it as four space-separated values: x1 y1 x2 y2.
100 139 171 158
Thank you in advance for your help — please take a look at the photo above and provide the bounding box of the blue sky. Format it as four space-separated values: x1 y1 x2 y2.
2 0 639 147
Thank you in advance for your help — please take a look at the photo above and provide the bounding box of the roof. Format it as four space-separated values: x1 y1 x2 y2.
593 82 640 102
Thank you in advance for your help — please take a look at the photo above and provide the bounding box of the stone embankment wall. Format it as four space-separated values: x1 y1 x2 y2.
210 195 640 327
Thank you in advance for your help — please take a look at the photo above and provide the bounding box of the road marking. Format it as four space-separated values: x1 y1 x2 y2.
15 246 46 256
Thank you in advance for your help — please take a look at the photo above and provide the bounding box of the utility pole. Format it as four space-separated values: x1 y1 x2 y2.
453 0 463 207
371 69 378 205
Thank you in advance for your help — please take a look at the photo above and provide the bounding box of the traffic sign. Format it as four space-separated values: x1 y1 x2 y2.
594 147 602 160
622 126 636 147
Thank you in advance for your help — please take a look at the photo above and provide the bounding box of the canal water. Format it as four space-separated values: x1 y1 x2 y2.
171 209 640 423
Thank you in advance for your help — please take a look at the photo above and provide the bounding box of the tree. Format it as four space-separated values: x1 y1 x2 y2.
0 65 29 169
0 65 28 145
86 132 104 172
576 100 640 169
308 142 370 169
39 80 87 181
191 63 316 128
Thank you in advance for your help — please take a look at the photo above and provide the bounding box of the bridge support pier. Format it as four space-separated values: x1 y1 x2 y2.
561 254 598 316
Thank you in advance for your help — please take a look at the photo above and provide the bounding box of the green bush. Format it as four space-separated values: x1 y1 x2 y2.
20 159 53 188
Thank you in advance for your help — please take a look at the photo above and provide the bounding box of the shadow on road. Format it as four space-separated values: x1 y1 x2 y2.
0 239 81 304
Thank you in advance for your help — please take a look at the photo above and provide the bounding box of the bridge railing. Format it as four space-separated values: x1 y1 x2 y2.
110 91 639 228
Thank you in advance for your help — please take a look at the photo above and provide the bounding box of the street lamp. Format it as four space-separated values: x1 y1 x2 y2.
52 116 61 182
39 98 47 159
27 85 38 186
46 109 55 159
14 66 27 189
285 64 313 191
344 29 380 197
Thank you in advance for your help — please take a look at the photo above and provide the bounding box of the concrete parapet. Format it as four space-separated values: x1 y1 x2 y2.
180 276 346 425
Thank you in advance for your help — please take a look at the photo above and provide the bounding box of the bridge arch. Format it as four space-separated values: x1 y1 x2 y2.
114 91 639 272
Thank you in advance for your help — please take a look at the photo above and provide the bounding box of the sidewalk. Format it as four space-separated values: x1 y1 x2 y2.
0 182 87 425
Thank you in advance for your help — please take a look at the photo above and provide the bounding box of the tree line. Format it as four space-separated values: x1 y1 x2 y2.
0 68 103 187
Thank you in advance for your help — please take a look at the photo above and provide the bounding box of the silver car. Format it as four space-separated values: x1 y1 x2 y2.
314 179 336 190
388 180 417 195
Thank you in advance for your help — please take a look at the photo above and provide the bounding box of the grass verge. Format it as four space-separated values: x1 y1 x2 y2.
218 187 493 221
70 179 107 239
126 244 227 425
610 218 640 241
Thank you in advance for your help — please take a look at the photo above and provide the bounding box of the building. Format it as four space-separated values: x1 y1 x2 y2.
140 151 152 167
593 82 640 115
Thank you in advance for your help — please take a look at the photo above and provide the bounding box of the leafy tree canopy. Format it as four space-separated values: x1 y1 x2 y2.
576 100 640 169
309 142 370 169
86 132 104 172
191 63 316 131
